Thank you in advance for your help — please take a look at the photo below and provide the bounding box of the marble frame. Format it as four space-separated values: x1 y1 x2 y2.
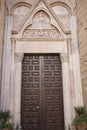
11 38 72 130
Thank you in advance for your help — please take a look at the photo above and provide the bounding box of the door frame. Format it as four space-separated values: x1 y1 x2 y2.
11 39 72 130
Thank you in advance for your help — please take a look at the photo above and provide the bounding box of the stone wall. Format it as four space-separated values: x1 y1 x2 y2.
0 0 4 107
76 0 87 107
0 0 84 129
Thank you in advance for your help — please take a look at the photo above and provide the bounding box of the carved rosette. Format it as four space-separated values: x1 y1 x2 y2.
15 53 24 63
60 53 69 63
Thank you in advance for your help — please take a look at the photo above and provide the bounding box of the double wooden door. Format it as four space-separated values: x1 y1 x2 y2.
21 54 64 130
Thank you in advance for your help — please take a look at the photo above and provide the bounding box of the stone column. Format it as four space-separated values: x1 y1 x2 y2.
10 39 16 116
70 14 83 108
0 0 4 108
1 13 12 110
60 53 72 130
14 53 24 127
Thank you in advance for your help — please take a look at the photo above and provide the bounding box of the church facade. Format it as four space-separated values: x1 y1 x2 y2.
0 0 86 130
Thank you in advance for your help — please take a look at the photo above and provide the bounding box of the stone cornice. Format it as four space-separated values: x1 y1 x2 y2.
11 37 66 41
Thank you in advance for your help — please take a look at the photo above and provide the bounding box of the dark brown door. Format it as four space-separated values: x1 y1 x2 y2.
21 54 64 130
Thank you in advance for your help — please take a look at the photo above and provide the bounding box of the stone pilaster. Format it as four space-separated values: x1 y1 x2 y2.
9 39 16 116
60 53 72 130
14 53 24 63
1 13 12 110
60 53 69 63
14 53 24 127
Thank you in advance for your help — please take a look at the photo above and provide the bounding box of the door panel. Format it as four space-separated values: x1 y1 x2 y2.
43 55 64 130
21 55 41 130
21 54 64 130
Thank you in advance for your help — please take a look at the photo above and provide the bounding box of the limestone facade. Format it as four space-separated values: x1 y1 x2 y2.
0 0 84 130
0 0 4 107
76 0 87 108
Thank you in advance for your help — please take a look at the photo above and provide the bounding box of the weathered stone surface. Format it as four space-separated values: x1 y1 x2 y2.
0 0 4 108
77 0 87 108
0 0 86 130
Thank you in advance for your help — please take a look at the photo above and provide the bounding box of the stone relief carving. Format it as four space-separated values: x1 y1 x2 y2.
22 11 61 38
37 11 45 23
23 29 60 38
32 11 51 29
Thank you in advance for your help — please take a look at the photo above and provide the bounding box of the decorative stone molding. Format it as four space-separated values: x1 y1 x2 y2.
10 0 70 34
23 29 61 39
14 53 24 63
22 10 61 39
60 53 69 63
11 38 16 45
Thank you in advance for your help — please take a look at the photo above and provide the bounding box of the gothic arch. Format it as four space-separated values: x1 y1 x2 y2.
21 9 51 32
22 10 61 39
32 9 51 23
11 2 32 15
51 2 72 14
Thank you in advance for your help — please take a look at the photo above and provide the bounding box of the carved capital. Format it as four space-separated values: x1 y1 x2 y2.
11 38 16 43
15 53 24 63
60 53 69 63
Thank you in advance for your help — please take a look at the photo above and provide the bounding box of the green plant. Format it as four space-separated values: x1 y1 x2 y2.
68 124 70 130
73 106 87 125
0 111 13 129
15 123 19 130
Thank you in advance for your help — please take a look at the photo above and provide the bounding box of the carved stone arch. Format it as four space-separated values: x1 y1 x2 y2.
22 12 61 39
32 9 63 32
11 2 32 32
51 2 72 14
32 10 51 25
21 9 51 32
31 8 51 23
11 2 32 15
51 2 71 31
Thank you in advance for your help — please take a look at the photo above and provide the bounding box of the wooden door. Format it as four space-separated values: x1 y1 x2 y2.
21 54 64 130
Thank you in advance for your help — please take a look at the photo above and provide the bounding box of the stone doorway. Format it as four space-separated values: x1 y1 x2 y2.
21 54 64 130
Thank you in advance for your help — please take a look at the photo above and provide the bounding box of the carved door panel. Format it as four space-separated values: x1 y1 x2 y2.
21 54 64 130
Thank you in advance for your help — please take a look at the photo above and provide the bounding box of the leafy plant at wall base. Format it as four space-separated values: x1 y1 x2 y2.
0 111 13 130
73 106 87 130
73 106 87 124
68 125 70 130
15 123 19 130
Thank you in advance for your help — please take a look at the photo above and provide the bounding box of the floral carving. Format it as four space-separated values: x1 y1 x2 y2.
23 29 60 38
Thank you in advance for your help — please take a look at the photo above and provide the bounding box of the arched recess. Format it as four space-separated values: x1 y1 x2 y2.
51 2 72 14
22 10 62 39
11 3 32 31
11 2 32 14
51 2 72 30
